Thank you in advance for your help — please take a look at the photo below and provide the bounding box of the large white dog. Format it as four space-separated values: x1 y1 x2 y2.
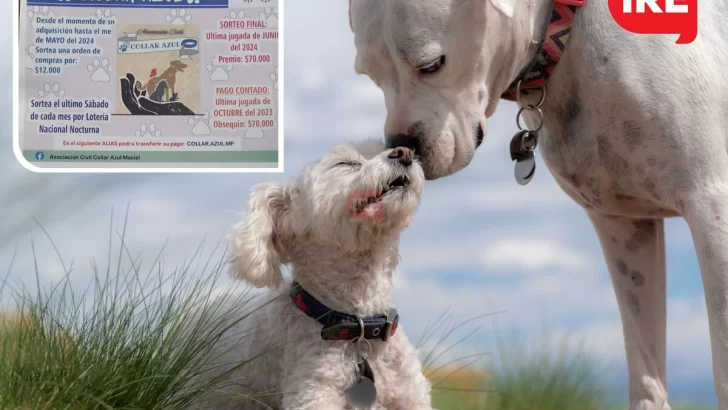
349 0 728 409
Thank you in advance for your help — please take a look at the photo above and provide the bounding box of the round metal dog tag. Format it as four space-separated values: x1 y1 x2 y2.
346 376 377 409
514 152 536 186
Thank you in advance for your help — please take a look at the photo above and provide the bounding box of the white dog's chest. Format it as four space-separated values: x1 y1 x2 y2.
524 108 684 219
514 10 728 220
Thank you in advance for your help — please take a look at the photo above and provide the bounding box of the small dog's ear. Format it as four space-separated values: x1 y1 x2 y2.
229 182 296 289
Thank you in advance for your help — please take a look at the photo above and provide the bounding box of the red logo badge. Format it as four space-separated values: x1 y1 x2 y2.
608 0 697 44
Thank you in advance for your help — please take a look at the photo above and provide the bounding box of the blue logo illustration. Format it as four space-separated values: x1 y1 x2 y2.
35 152 45 161
181 39 198 49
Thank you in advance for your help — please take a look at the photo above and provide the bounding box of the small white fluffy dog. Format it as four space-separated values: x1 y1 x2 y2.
195 140 433 410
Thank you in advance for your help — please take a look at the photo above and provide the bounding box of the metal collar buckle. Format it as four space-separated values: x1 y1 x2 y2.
382 321 392 342
381 308 397 342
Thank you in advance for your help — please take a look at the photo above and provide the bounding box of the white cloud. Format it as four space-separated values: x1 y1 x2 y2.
481 239 593 272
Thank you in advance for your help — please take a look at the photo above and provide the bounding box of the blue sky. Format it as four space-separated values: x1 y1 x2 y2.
0 0 715 406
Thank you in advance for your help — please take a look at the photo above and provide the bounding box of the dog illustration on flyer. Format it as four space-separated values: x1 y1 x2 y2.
116 24 201 116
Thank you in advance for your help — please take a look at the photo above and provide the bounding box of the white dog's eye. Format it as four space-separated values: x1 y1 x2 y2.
335 161 362 170
418 56 445 75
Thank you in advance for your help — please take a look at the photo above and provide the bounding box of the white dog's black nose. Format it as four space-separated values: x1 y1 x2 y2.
386 134 420 153
389 146 413 167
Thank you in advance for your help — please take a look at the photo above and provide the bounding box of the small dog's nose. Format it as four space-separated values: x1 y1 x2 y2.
389 146 413 167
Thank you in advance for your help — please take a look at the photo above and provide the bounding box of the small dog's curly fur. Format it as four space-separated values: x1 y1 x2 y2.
194 139 434 410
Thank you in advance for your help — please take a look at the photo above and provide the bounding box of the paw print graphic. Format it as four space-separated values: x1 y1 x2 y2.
245 129 265 139
188 112 212 136
263 6 278 18
27 6 55 30
224 10 259 27
166 9 192 25
87 58 110 82
134 123 162 138
37 83 65 99
206 58 233 82
261 7 278 29
92 8 116 22
226 10 248 20
269 66 278 90
25 45 36 69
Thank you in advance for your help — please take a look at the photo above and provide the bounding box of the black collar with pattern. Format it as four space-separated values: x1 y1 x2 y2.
290 281 399 342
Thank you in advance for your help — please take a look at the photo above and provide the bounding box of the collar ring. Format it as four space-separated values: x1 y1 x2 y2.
351 335 372 364
355 316 365 340
516 106 544 134
516 80 547 109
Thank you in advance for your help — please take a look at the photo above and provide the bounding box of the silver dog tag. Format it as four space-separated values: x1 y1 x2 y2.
510 130 538 186
346 359 377 409
514 151 536 185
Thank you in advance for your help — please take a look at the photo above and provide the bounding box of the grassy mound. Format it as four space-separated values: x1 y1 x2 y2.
0 220 263 409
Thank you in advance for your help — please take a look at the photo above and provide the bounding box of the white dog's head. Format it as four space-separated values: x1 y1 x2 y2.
229 139 425 289
349 0 541 179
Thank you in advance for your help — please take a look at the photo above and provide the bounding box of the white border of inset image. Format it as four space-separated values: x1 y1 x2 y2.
12 0 285 173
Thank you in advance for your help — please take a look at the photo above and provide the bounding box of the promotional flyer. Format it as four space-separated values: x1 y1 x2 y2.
18 0 280 171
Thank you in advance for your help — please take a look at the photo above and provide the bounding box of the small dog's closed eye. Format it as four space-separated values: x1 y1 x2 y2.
229 138 426 290
190 139 433 410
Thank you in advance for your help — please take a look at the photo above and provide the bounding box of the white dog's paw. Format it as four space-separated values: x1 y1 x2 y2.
87 58 111 82
134 123 162 138
206 59 233 82
245 129 265 139
92 8 116 21
165 9 192 25
269 66 278 90
37 82 65 99
28 6 55 30
188 112 212 136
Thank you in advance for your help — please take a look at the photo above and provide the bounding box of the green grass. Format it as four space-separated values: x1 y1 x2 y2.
424 317 711 410
429 345 712 410
428 334 610 410
482 335 609 410
0 214 269 409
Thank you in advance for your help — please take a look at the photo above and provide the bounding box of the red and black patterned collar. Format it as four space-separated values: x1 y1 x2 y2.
290 282 399 342
501 0 586 101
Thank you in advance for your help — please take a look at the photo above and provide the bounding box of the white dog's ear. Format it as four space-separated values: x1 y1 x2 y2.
229 182 297 289
529 1 552 43
348 0 353 32
489 0 516 18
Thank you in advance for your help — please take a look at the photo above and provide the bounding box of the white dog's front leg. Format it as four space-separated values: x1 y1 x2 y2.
373 331 433 410
279 370 351 410
588 213 671 410
682 190 728 409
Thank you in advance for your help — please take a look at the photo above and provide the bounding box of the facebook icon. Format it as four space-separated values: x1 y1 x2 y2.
35 152 45 161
